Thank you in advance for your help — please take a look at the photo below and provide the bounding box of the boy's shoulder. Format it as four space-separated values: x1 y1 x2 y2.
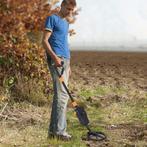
47 14 59 20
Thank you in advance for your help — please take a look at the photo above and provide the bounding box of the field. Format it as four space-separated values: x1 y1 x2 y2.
70 51 147 146
0 51 147 147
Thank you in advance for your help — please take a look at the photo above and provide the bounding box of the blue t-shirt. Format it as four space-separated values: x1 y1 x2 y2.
45 14 70 59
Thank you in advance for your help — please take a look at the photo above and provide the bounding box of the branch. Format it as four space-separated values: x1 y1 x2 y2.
0 103 8 115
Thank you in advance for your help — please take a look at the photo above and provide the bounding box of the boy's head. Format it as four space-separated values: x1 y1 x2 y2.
61 0 76 7
60 0 76 17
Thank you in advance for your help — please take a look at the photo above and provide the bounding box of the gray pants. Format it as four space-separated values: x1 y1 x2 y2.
47 55 70 135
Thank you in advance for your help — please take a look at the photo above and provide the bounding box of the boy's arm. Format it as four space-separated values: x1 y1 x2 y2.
42 30 63 67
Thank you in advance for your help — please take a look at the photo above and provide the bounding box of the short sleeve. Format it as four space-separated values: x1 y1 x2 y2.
45 16 55 32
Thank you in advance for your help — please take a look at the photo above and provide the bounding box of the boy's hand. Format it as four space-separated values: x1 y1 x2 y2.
54 56 63 67
69 29 76 36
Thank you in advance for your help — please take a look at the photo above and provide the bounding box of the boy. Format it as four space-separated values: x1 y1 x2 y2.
42 0 76 141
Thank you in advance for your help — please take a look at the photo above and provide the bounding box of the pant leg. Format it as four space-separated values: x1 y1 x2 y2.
56 58 70 134
47 57 70 135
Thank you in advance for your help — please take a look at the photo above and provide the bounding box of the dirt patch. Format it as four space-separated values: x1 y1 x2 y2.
106 124 147 141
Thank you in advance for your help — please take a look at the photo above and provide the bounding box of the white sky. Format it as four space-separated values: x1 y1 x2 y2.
67 0 147 51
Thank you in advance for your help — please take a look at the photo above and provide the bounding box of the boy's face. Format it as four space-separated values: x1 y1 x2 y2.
61 3 75 17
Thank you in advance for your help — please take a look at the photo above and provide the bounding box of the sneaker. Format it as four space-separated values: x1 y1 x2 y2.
56 132 72 141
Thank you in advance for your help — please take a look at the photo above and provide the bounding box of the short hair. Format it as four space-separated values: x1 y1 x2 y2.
61 0 77 7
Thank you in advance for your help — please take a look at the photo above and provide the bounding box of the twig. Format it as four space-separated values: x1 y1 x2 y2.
0 114 18 121
0 103 8 115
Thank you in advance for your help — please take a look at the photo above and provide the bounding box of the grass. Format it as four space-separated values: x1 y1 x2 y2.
0 85 147 146
79 86 110 98
79 85 128 99
101 102 137 124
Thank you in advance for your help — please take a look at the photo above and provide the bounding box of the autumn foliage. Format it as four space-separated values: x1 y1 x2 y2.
0 0 52 76
0 0 60 101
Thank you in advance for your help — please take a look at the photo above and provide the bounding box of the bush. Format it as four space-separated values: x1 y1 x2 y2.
0 0 55 103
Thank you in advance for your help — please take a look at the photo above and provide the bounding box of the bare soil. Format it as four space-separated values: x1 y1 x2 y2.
71 51 147 89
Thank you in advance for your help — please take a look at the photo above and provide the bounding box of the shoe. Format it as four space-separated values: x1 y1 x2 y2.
56 132 72 141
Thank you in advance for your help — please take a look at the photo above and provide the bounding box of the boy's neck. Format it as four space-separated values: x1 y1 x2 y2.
58 11 66 19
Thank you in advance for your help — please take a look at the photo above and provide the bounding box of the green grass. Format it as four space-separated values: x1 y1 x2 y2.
110 86 128 96
79 85 128 99
79 86 110 98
